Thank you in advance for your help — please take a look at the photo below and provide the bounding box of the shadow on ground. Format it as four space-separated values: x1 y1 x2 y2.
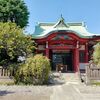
0 91 15 96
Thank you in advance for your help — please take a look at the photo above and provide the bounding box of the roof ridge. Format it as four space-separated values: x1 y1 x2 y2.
38 22 85 27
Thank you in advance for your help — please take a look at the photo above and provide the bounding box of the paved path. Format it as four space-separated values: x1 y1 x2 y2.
50 73 100 100
50 83 100 100
0 73 100 100
0 83 100 100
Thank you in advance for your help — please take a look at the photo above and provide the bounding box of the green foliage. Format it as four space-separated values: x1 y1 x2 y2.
93 42 100 65
0 22 35 66
0 81 15 85
15 54 51 85
92 81 100 86
0 0 29 28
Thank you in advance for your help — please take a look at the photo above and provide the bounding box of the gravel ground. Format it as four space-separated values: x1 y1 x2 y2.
0 85 53 100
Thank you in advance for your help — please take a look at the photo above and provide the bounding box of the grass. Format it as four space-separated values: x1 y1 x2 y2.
0 81 15 85
91 80 100 86
92 82 100 86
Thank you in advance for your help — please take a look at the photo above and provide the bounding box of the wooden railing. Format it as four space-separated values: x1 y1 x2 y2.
0 66 14 77
86 63 100 84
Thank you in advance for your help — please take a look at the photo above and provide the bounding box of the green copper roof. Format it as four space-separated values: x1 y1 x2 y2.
32 17 97 39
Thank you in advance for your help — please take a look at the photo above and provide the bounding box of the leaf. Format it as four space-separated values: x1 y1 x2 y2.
0 0 29 28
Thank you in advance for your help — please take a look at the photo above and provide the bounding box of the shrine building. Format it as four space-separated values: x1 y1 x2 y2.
32 17 100 72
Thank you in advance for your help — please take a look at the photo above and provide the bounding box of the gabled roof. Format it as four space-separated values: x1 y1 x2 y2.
53 15 69 28
32 16 99 39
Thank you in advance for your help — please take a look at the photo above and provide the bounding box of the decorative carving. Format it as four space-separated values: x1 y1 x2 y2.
51 34 73 40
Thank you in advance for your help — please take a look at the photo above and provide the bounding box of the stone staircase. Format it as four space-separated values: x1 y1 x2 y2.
52 72 81 85
62 72 81 84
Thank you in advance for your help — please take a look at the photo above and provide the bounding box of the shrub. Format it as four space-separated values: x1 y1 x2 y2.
93 42 100 65
14 54 51 85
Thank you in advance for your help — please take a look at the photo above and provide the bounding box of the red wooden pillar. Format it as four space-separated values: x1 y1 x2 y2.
45 41 49 58
74 48 79 72
74 41 79 72
46 48 49 58
85 43 88 63
73 49 76 72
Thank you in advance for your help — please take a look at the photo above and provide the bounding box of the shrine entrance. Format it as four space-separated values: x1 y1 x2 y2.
52 50 73 72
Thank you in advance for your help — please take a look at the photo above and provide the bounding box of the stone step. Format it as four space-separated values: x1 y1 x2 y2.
52 72 81 84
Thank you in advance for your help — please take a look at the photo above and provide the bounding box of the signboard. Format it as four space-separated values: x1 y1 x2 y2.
50 44 75 49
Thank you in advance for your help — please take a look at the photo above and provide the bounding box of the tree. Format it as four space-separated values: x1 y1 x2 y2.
93 42 100 65
0 22 35 66
0 0 29 28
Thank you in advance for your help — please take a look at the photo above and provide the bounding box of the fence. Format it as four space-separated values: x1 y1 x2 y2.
86 63 100 84
0 66 14 77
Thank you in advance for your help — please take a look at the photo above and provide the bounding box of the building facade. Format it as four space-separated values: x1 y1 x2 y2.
32 17 100 72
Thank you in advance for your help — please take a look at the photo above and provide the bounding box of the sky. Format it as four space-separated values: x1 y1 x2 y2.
24 0 100 35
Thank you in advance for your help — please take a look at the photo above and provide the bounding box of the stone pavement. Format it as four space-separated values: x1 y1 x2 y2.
0 73 100 100
50 73 100 100
50 83 100 100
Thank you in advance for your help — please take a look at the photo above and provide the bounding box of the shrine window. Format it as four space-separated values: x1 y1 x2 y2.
79 51 85 63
